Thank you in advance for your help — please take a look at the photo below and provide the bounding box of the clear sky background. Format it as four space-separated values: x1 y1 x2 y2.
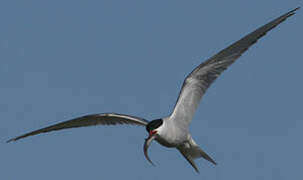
1 0 302 179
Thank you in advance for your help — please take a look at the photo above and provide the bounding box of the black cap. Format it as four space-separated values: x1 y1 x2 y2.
146 119 163 132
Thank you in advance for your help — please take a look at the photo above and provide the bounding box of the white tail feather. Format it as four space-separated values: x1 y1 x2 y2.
177 138 216 172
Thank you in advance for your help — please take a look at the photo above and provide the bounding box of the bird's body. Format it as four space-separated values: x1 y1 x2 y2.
155 117 189 147
7 7 299 173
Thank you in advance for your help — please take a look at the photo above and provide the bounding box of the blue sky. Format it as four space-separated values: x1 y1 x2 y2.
1 0 302 179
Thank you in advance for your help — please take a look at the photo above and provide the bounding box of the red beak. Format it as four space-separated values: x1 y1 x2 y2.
149 130 156 137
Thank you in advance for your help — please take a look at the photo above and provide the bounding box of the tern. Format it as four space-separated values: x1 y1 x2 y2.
7 8 299 173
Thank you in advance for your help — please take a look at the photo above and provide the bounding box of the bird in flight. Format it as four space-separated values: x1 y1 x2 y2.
7 7 299 173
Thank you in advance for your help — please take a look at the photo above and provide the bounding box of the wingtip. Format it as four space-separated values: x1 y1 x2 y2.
6 136 20 143
6 137 17 143
6 139 14 143
195 168 200 174
288 7 300 15
293 7 300 11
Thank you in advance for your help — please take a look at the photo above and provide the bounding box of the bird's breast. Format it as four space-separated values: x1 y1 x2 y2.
156 124 189 148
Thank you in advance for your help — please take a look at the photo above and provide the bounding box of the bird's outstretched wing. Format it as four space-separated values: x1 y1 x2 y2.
170 7 299 128
7 113 148 142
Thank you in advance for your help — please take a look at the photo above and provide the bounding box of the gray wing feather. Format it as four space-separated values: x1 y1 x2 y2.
170 8 299 128
7 113 148 142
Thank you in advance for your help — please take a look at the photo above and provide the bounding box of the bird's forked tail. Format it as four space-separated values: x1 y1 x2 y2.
177 138 216 173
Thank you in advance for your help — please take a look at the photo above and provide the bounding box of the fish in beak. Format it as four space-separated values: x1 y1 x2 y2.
143 131 157 166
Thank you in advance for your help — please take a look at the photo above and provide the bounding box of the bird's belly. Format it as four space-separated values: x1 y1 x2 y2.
156 133 188 148
156 137 177 147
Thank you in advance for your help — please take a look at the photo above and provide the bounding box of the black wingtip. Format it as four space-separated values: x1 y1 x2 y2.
293 7 300 12
6 135 24 143
288 7 300 16
6 138 16 143
280 7 300 20
195 168 200 174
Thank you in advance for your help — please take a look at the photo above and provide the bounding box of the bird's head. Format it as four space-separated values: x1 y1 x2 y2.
145 119 163 136
143 119 163 165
